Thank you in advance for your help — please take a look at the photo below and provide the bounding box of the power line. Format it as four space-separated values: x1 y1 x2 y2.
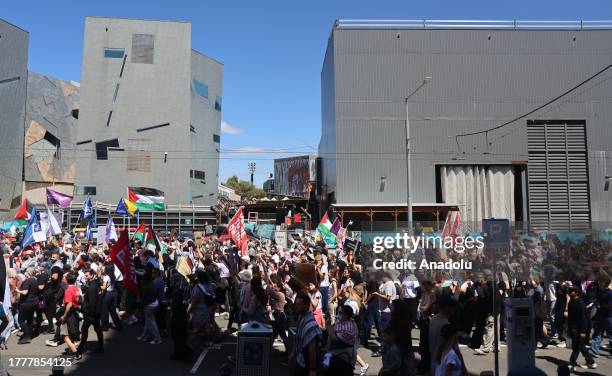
454 63 612 151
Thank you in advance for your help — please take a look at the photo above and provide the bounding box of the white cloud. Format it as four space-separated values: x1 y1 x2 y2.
221 121 242 135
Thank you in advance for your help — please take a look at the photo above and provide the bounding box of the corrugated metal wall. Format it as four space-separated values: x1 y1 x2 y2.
320 27 612 224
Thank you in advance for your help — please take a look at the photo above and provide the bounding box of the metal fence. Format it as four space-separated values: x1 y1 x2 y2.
64 202 217 232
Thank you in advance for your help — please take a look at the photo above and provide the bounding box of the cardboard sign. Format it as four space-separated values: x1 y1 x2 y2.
194 231 203 246
295 262 317 286
274 231 288 248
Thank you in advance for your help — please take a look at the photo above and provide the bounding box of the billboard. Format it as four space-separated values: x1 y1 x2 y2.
273 155 315 198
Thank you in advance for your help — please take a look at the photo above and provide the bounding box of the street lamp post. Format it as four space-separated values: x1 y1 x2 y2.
405 77 431 233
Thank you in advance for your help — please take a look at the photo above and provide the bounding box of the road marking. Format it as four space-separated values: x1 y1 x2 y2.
190 348 209 374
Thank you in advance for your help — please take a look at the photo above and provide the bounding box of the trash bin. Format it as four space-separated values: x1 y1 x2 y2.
236 321 273 376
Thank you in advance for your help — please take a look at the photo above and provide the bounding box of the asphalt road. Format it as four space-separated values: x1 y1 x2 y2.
0 317 610 376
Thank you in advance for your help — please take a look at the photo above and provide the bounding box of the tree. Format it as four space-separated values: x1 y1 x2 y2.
224 175 266 200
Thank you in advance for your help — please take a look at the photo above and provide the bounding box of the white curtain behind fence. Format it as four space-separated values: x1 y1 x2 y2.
441 165 515 228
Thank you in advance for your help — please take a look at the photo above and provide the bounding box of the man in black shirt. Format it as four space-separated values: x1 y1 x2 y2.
567 286 596 370
17 268 39 344
77 268 105 354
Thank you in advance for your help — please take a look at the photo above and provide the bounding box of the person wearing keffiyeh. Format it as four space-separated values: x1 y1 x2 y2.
291 292 322 376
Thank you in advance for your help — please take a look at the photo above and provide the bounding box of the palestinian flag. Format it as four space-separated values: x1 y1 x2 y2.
317 212 336 241
127 187 165 211
145 227 168 254
14 199 34 220
133 222 146 242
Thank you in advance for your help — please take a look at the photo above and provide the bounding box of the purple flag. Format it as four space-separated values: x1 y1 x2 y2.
46 188 73 208
330 217 341 235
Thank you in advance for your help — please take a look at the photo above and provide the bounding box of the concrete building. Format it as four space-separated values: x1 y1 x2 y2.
0 19 28 216
23 72 80 205
75 17 223 207
319 20 612 231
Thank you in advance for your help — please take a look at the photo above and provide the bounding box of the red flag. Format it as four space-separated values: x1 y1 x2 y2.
110 230 139 294
14 199 32 220
441 212 453 240
227 207 248 256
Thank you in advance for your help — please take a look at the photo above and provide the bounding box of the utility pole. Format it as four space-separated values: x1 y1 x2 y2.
405 76 431 234
248 162 256 185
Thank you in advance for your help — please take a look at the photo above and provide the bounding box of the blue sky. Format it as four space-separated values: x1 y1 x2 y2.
3 0 611 185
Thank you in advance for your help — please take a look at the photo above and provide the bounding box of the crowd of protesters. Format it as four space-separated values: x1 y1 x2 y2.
0 223 611 376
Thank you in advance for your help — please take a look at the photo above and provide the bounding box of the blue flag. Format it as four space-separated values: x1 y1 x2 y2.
81 196 93 220
21 207 39 248
85 215 96 240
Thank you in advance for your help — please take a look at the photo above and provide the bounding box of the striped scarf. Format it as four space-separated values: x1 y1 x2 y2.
295 311 322 368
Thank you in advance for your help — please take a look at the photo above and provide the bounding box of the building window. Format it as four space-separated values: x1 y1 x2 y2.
127 139 151 172
213 134 220 143
215 96 222 111
95 138 119 160
190 125 196 133
190 169 205 180
104 48 125 58
131 34 154 64
75 185 97 195
113 84 120 102
193 80 208 98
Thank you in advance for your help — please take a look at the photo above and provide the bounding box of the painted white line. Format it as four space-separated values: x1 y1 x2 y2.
190 348 209 374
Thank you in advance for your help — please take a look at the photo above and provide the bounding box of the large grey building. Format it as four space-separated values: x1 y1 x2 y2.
319 20 612 231
75 17 223 207
23 72 80 205
0 19 28 216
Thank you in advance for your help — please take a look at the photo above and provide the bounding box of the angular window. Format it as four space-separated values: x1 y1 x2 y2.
189 125 196 133
190 170 206 180
131 34 154 64
113 84 120 102
43 131 61 159
75 186 97 195
104 48 125 59
193 80 208 98
213 134 221 143
215 96 222 111
95 138 119 160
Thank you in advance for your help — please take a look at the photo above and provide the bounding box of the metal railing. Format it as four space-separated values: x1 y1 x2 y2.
336 19 612 30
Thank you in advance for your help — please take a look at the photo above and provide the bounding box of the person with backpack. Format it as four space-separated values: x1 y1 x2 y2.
77 268 105 354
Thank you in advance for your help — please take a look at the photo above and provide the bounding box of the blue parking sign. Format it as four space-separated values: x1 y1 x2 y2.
483 218 510 248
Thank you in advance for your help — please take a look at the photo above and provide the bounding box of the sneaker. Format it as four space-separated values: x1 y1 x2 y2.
136 335 148 342
474 349 487 355
73 353 82 361
149 339 162 345
45 339 60 347
17 338 31 345
370 351 381 358
360 363 370 376
556 342 566 348
587 363 597 369
11 328 20 334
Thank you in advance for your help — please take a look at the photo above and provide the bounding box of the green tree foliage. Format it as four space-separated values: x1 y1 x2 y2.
224 175 266 200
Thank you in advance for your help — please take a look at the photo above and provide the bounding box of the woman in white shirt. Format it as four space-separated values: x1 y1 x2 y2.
435 324 467 376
